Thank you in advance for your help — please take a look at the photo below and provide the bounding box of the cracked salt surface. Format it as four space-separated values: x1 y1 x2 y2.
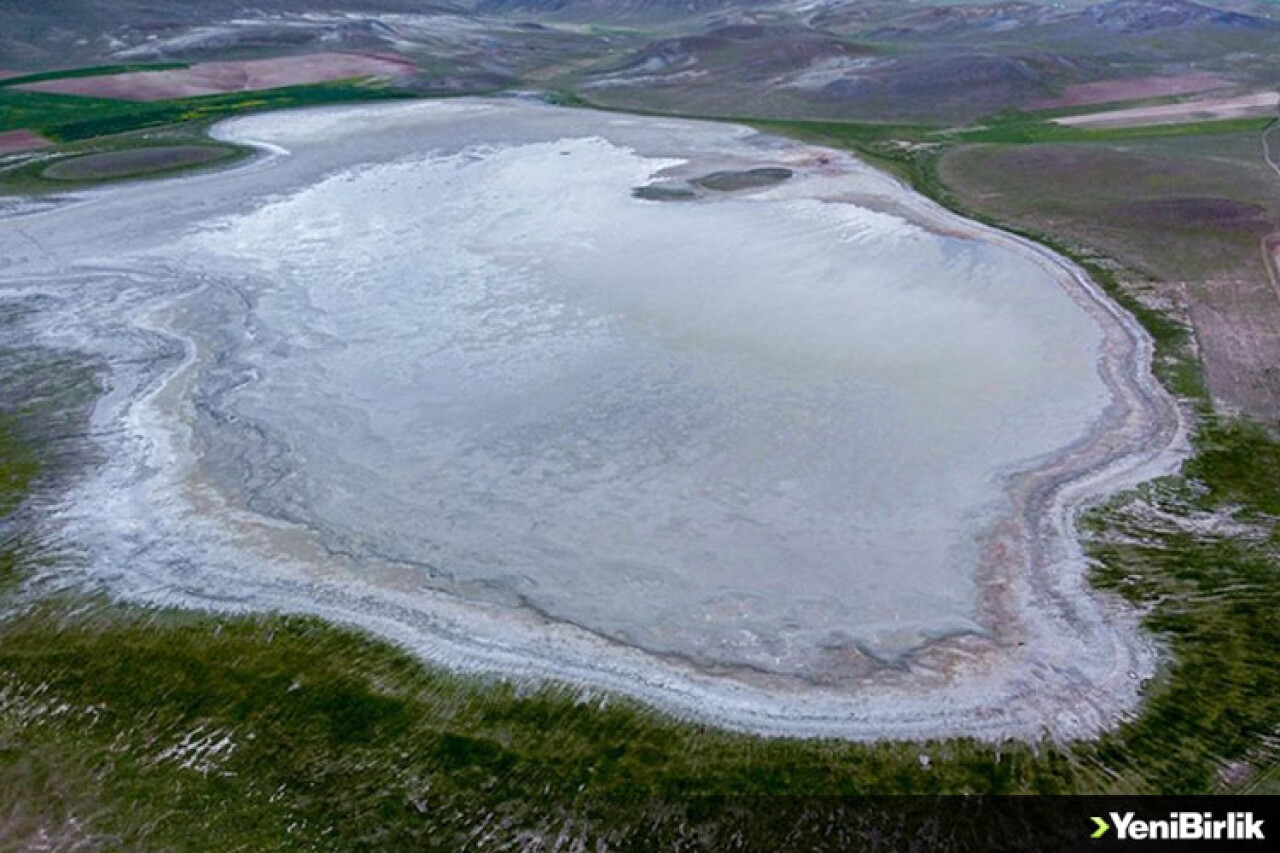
0 100 1184 739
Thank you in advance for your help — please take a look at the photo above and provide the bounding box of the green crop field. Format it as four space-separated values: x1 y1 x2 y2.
0 80 410 142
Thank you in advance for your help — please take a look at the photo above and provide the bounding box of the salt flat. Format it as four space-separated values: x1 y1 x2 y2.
0 100 1183 739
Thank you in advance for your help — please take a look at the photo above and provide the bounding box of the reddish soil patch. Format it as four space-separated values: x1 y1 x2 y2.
965 145 1185 188
0 129 51 154
1110 197 1273 234
1031 73 1229 109
15 53 417 101
0 70 24 80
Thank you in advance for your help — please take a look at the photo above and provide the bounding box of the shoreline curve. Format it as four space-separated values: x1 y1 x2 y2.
1 99 1189 742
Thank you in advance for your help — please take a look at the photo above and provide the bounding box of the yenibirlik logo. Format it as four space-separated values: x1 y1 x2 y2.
1091 811 1266 841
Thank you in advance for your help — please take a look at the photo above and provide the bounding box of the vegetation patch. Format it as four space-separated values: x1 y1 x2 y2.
952 113 1273 145
0 80 412 142
40 144 238 182
692 167 792 191
1 410 1276 847
0 414 37 518
0 79 416 194
632 184 699 201
1106 197 1273 234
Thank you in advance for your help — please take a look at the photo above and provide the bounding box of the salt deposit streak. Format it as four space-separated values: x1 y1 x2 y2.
0 100 1186 740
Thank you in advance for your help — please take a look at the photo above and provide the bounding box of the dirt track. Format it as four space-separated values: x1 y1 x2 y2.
1055 92 1279 128
1264 233 1280 310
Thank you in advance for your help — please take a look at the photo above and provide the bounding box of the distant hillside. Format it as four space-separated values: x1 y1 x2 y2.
0 2 461 66
856 0 1278 40
1 0 1276 123
1085 0 1277 32
475 0 766 18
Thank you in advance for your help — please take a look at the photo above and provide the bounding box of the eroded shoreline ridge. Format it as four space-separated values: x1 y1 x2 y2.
0 99 1186 741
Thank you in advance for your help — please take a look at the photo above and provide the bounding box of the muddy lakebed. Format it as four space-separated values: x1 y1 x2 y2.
0 100 1183 739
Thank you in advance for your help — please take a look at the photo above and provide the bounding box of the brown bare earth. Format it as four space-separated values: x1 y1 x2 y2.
1109 198 1273 234
0 129 50 154
1031 73 1229 110
1186 272 1280 421
1055 92 1280 128
15 53 417 101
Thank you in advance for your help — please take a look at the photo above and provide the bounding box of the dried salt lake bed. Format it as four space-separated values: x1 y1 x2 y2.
0 100 1183 740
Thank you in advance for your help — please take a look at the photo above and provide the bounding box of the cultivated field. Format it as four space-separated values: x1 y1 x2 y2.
16 53 416 101
939 133 1280 420
1030 73 1230 110
0 128 48 153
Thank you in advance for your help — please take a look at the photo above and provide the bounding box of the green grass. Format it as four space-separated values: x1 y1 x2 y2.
596 95 1270 156
0 411 1276 847
1185 422 1280 517
1245 763 1280 794
544 89 592 108
0 79 415 194
746 110 1275 156
1082 422 1280 791
0 80 412 141
951 113 1274 145
0 133 249 194
0 414 38 518
749 117 938 146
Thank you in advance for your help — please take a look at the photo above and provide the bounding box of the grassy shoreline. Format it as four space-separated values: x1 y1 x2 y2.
0 80 415 195
1 97 1278 848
